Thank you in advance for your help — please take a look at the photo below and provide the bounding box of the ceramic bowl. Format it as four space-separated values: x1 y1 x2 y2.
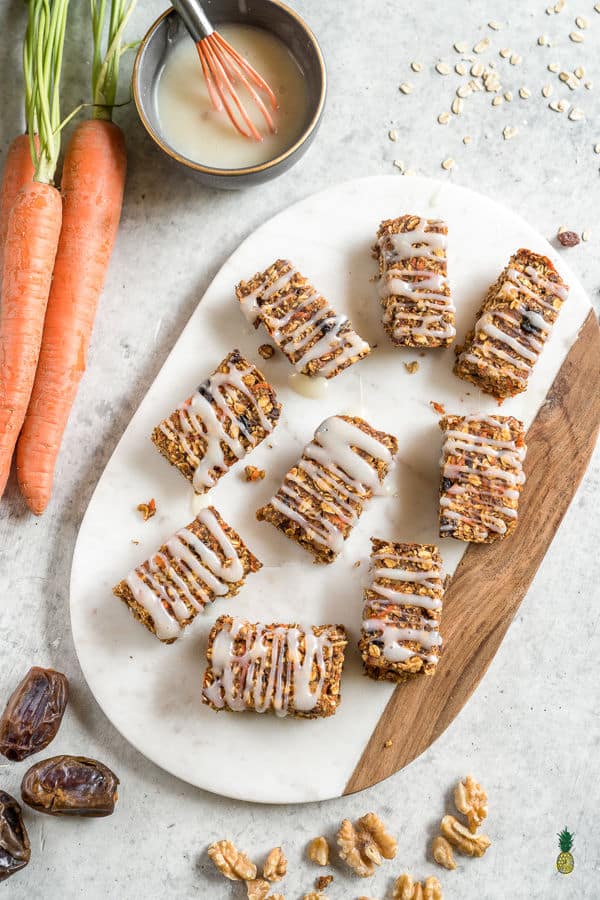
133 0 326 189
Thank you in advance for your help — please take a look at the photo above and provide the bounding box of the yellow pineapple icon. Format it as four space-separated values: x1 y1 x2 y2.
556 828 574 874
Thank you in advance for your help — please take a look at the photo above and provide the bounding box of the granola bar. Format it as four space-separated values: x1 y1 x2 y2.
113 507 261 643
235 259 370 378
439 414 526 543
151 349 281 493
202 616 348 718
375 215 456 348
359 539 445 681
454 248 569 398
256 415 398 564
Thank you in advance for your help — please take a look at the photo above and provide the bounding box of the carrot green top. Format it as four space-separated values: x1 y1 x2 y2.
91 0 138 120
23 0 70 185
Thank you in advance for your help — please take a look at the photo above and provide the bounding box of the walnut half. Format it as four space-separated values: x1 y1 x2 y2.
307 836 329 866
394 874 442 900
246 880 270 900
431 834 456 870
337 812 397 877
440 815 491 857
454 775 488 833
263 846 287 882
208 840 257 881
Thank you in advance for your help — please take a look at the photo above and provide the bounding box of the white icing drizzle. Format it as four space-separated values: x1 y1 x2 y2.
203 618 332 716
377 218 456 342
125 508 245 641
266 416 394 553
239 262 369 377
362 544 444 666
159 356 276 492
439 416 526 539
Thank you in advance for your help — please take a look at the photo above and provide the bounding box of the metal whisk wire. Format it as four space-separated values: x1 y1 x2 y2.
171 0 278 141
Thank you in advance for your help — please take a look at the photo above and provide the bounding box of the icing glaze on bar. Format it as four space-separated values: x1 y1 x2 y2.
159 360 276 492
124 509 246 641
203 618 333 716
238 261 369 377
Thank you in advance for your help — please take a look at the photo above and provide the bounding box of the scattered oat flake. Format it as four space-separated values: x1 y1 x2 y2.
557 230 580 246
492 96 503 106
455 62 467 75
384 739 394 748
454 41 468 53
463 135 472 144
488 21 501 30
584 81 593 90
569 31 584 42
244 465 265 482
393 159 405 171
451 98 464 115
538 34 549 45
558 98 569 111
399 82 413 94
404 168 416 176
519 87 531 99
411 61 423 72
548 62 560 72
504 91 513 102
457 84 471 99
574 66 584 79
549 100 562 112
575 16 588 29
131 539 140 545
471 62 484 77
510 53 522 65
474 37 490 53
438 112 451 124
499 47 511 58
430 401 446 415
594 143 600 154
436 62 451 75
596 3 600 12
582 230 591 241
137 498 156 521
542 84 552 98
404 361 419 374
441 158 454 170
258 343 275 359
569 107 585 121
503 125 518 140
389 129 398 141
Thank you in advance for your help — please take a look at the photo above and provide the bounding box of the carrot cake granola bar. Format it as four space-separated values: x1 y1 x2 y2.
454 248 569 398
235 259 370 378
439 414 526 543
359 539 445 681
202 616 347 718
375 215 456 348
256 415 398 564
113 507 261 643
151 349 281 493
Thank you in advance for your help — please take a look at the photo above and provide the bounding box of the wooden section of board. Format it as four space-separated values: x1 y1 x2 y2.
344 309 600 796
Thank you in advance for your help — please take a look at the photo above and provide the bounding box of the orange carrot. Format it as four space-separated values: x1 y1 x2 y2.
0 135 35 284
0 182 62 495
17 119 127 512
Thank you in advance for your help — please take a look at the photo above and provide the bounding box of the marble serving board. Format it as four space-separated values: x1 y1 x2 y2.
70 175 596 804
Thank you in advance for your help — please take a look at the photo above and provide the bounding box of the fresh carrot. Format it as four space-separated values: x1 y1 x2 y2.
0 135 36 284
17 0 136 513
0 0 70 499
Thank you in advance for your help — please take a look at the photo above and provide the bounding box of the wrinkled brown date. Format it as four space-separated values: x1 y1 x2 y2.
21 755 119 817
0 666 69 761
0 791 31 882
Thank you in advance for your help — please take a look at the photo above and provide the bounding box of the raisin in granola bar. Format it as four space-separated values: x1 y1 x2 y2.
454 248 569 398
151 349 281 493
359 539 445 681
256 415 398 564
235 259 370 378
113 508 261 643
375 215 456 348
439 414 526 543
202 616 347 718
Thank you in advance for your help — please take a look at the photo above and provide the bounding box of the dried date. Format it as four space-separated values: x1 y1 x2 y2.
21 755 119 817
0 791 31 882
0 666 69 761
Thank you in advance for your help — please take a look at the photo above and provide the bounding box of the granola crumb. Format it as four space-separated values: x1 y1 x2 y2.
403 361 419 374
131 539 140 545
137 498 156 521
384 739 393 748
315 875 333 890
244 465 266 482
430 400 446 415
258 343 275 359
353 560 361 568
557 230 580 247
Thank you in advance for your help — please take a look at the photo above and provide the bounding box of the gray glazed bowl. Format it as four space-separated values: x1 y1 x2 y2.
133 1 326 189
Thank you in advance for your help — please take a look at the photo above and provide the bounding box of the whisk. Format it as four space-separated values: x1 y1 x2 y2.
171 0 278 141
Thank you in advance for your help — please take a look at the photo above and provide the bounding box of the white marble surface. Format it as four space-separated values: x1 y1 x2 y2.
0 0 599 896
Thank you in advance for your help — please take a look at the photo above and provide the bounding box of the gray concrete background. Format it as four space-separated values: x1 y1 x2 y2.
0 0 598 897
